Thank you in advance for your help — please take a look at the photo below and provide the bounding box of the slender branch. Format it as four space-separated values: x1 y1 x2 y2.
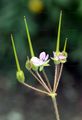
29 70 50 91
22 82 50 96
42 70 52 91
55 64 63 92
51 96 60 120
36 71 51 93
53 65 58 91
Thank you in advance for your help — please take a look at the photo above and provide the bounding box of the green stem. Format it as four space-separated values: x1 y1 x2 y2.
11 34 21 71
51 96 60 120
24 16 34 57
56 11 62 54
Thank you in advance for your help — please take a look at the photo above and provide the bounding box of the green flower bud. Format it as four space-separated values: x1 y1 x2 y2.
16 70 25 83
52 58 61 64
31 64 38 71
60 58 67 63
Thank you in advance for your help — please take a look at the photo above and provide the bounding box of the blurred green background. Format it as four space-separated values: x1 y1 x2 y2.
0 0 82 120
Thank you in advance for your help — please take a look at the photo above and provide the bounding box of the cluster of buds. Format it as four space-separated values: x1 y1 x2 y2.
11 11 68 120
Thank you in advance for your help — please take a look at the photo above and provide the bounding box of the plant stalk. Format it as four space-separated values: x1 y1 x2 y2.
51 96 60 120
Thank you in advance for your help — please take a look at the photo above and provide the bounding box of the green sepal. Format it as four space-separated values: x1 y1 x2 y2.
60 58 67 63
52 58 60 64
51 54 60 64
39 66 44 71
31 64 38 71
42 60 50 66
25 57 38 71
25 57 32 70
38 60 50 71
62 51 68 58
16 70 25 83
60 52 67 63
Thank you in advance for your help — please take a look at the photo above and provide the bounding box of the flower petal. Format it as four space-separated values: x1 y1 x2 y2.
45 54 49 61
39 52 46 61
53 52 56 57
58 53 66 60
31 57 43 66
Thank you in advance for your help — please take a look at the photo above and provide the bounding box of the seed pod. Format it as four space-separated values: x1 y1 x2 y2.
16 70 25 83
